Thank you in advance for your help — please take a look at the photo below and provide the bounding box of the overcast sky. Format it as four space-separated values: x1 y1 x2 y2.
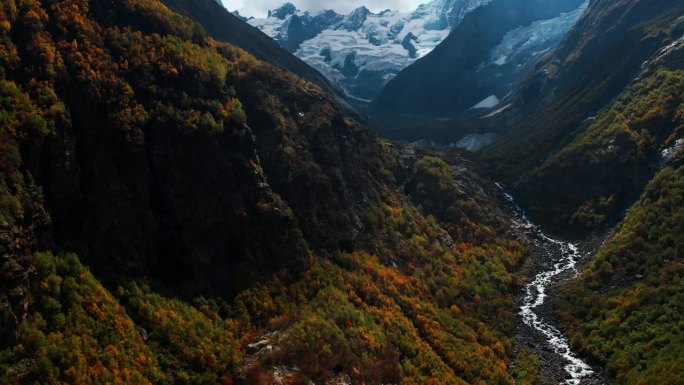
223 0 427 18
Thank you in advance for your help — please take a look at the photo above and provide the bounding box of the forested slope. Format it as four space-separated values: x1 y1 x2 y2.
514 69 684 234
559 163 684 385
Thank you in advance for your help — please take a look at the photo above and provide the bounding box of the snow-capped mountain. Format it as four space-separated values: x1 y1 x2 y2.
247 1 492 100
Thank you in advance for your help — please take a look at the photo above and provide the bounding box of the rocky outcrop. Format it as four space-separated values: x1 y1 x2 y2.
269 2 297 20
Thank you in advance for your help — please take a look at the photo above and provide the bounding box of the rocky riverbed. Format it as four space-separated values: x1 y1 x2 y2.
500 187 607 385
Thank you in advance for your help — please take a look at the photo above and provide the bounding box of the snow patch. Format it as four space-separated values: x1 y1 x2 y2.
470 95 500 109
409 132 499 152
454 132 499 151
483 103 512 117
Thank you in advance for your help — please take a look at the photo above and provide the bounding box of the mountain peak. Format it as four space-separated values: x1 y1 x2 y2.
338 6 371 31
269 2 298 20
231 10 252 22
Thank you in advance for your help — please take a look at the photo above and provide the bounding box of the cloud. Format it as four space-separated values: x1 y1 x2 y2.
224 0 425 18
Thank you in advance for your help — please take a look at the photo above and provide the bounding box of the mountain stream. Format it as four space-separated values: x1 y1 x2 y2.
500 186 604 385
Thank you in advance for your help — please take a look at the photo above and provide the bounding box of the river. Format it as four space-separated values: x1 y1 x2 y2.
499 186 604 385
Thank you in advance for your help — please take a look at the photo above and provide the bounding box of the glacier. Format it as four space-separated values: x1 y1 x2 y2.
489 1 589 67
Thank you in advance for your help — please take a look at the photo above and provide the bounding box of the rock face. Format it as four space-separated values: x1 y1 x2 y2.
371 0 587 127
269 2 297 20
247 0 492 100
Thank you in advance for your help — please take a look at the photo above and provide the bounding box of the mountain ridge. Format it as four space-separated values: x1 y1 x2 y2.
157 0 364 115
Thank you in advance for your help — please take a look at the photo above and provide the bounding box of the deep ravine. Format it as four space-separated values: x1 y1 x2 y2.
499 185 605 385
